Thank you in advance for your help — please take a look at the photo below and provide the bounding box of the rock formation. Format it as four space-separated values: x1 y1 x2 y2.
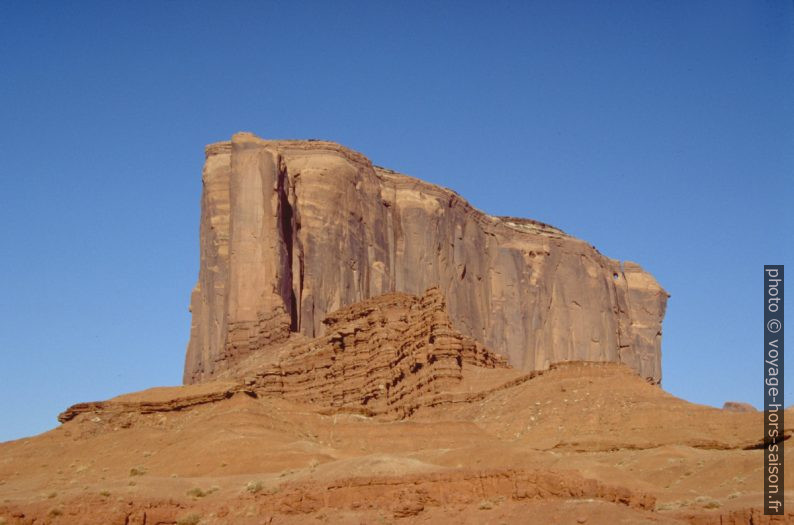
237 288 508 419
184 132 668 385
61 288 512 424
9 135 793 525
722 401 758 412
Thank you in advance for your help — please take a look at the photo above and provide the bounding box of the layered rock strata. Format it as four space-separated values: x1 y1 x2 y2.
184 132 668 384
240 288 507 418
64 289 508 422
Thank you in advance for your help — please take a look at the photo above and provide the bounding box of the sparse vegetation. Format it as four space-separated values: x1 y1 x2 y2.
478 499 493 510
48 508 63 517
99 490 111 497
662 499 691 509
245 480 264 494
47 491 57 499
129 466 146 476
186 487 206 498
176 513 201 525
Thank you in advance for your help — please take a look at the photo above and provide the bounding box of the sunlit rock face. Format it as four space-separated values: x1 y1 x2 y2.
184 132 668 385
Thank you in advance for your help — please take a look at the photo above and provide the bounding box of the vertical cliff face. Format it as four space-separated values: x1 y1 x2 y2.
184 132 668 385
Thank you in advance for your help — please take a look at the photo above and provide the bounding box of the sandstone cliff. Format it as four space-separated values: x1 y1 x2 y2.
184 132 668 384
233 288 509 419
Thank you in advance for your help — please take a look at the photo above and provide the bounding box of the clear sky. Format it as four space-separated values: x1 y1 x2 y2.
0 1 791 442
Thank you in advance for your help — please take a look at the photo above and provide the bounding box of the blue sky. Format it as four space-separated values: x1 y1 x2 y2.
0 1 791 442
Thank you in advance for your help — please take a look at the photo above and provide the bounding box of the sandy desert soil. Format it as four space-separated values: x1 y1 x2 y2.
1 362 792 524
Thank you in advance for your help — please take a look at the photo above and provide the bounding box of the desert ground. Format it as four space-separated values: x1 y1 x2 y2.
1 361 791 524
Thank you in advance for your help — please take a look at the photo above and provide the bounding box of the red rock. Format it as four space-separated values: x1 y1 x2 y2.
184 133 668 385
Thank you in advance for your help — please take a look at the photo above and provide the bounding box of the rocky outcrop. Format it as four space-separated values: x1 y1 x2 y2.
263 468 657 516
722 401 758 412
57 382 245 423
62 289 508 423
238 288 508 418
184 132 668 384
